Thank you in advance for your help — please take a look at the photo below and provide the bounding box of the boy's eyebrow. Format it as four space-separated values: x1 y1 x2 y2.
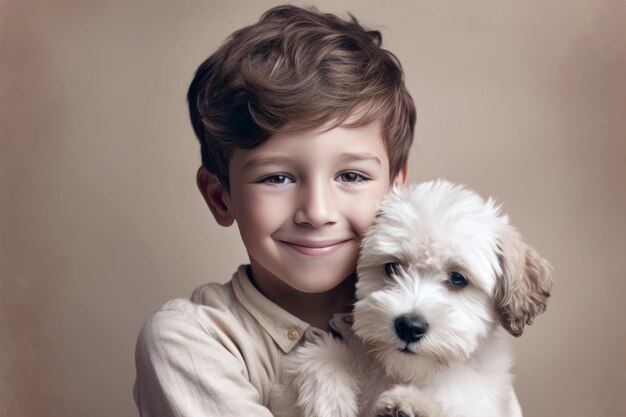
243 153 381 169
338 153 382 165
243 155 297 169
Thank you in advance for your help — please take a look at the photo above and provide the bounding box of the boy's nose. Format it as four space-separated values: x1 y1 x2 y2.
294 181 338 227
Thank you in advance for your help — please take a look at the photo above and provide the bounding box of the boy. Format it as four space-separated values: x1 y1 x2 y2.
133 4 415 416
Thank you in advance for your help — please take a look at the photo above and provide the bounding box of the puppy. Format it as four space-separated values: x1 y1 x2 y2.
289 180 553 417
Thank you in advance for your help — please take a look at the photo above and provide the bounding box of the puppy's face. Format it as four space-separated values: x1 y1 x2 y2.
353 181 552 382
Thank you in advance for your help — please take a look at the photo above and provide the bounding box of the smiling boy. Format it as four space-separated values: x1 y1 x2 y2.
134 5 415 416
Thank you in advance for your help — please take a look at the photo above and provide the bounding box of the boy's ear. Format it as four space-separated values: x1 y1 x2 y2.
392 164 409 187
196 167 235 227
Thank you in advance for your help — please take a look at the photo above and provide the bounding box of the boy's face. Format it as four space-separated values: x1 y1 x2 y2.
201 122 406 294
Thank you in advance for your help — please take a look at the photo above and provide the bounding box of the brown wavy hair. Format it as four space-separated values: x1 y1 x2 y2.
187 4 416 190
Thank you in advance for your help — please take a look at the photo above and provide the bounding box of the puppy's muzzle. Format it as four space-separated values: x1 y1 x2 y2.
394 315 429 343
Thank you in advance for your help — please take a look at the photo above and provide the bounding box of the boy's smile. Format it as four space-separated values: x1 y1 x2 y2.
200 121 406 304
278 238 352 256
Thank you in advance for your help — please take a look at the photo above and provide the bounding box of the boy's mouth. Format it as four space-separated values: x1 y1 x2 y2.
277 238 353 256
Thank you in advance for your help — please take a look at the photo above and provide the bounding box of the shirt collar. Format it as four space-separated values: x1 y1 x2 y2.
231 265 311 353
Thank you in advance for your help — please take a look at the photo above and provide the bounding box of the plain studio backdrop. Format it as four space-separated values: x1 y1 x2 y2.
1 1 625 416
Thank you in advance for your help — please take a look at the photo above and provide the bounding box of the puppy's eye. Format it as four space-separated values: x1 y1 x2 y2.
385 262 403 277
449 271 468 287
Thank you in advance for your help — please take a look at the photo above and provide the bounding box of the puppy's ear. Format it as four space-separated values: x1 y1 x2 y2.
493 226 553 337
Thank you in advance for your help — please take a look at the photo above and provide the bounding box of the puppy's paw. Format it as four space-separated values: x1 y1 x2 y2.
373 385 445 417
374 402 414 417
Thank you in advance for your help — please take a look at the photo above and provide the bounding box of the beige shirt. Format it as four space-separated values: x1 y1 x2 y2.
133 265 352 417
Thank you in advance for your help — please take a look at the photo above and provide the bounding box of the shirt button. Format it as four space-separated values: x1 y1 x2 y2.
287 329 299 340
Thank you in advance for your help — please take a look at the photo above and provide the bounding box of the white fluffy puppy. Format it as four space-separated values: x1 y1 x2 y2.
290 180 553 417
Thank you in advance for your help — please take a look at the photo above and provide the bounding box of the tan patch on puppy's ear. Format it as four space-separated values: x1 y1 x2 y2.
493 226 554 337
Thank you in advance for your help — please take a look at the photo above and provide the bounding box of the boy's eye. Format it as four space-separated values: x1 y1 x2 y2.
261 174 293 185
337 172 367 184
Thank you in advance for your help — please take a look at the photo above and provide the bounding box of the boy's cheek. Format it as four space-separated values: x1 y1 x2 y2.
355 206 381 235
347 191 389 236
232 190 288 230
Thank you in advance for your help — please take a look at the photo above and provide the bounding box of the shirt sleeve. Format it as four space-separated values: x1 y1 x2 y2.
133 304 275 417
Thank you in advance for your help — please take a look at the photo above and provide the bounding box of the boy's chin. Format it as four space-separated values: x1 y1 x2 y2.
248 258 355 295
287 270 355 294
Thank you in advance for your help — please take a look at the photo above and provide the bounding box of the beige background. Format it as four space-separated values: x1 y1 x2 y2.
1 1 625 416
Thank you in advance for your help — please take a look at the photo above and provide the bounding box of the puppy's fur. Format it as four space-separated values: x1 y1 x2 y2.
289 180 553 417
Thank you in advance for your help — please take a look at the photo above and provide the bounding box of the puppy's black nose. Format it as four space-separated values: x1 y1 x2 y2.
394 315 429 343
